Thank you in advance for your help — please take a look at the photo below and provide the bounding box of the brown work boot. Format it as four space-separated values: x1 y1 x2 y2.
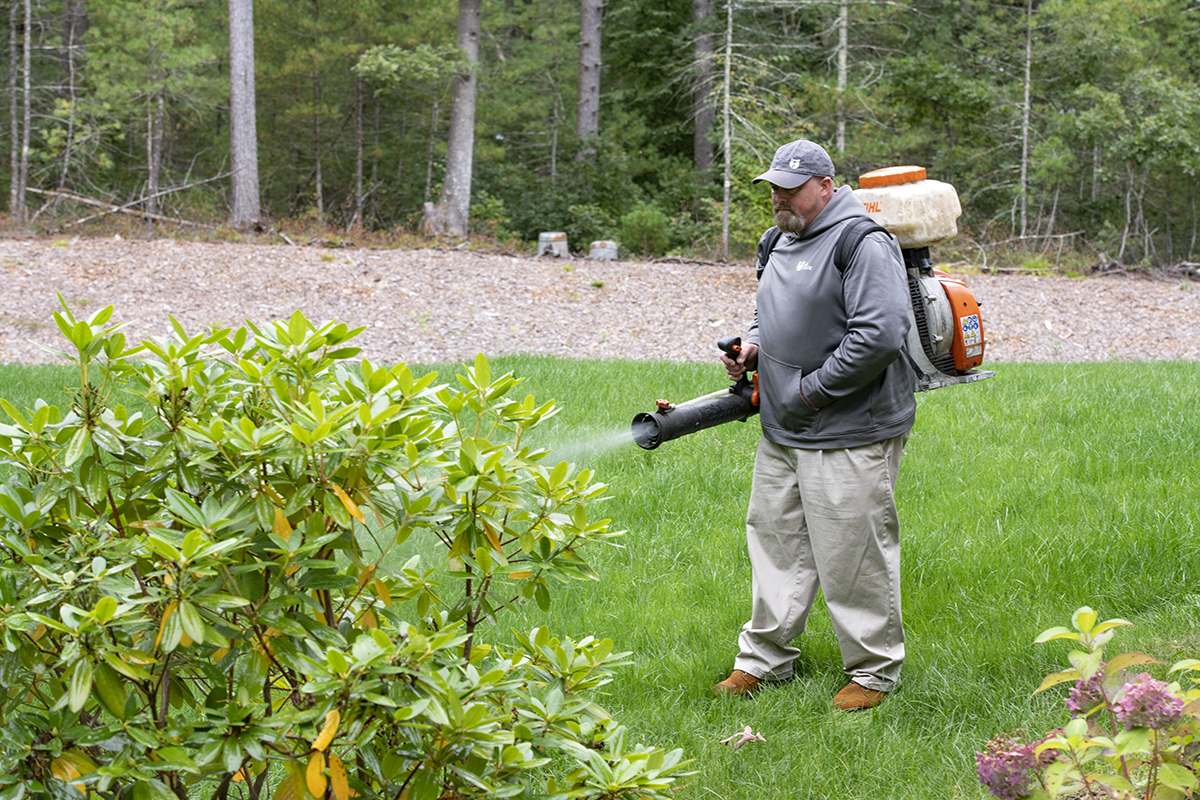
832 681 887 711
713 669 761 697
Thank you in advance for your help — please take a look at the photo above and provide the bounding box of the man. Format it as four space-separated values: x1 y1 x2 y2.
714 139 915 711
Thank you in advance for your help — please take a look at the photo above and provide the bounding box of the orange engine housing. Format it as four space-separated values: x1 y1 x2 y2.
934 270 985 371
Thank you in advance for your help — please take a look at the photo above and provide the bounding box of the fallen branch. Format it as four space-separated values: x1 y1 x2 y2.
983 231 1086 248
27 187 218 230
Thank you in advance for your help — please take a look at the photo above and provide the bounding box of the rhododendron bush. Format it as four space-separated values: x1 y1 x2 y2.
0 302 688 800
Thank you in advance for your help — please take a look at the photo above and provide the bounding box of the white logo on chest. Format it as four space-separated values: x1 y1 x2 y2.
795 260 814 271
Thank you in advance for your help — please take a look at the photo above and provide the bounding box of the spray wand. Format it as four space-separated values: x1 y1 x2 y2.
630 337 760 450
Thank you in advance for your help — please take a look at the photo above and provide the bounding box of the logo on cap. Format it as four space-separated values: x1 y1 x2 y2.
789 159 800 169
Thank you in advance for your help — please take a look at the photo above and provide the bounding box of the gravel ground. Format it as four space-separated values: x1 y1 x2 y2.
1 236 1198 366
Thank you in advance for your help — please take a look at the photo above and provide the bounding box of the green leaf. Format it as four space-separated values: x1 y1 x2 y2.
326 648 349 675
91 424 124 454
409 765 441 800
1158 762 1200 791
1113 727 1151 755
1106 652 1160 674
1034 625 1079 644
0 399 30 428
104 652 152 681
298 569 355 590
164 488 209 530
177 600 206 645
0 492 24 524
549 460 569 488
473 353 490 388
62 428 91 467
68 658 94 713
92 661 127 720
1068 649 1103 679
80 457 109 504
288 310 309 345
91 596 118 624
1072 607 1098 634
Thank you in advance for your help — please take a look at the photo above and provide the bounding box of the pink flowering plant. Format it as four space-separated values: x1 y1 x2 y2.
976 607 1200 799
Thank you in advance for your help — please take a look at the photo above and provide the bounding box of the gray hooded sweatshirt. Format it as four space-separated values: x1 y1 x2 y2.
747 185 916 449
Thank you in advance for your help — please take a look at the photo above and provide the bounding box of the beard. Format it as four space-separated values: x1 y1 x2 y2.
774 207 808 234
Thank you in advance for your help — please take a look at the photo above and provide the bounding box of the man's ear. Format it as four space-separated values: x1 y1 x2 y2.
819 176 835 198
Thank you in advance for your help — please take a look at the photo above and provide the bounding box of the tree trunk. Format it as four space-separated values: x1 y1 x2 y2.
424 92 437 203
421 0 480 238
719 0 731 261
349 74 363 231
9 0 20 220
146 91 165 218
1119 163 1132 262
1042 184 1059 245
228 0 261 227
60 0 87 189
369 94 380 226
310 0 324 223
16 0 31 222
1018 0 1032 240
576 0 601 160
835 0 847 153
692 0 714 174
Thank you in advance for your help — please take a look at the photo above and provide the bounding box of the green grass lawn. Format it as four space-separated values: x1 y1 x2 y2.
3 357 1198 799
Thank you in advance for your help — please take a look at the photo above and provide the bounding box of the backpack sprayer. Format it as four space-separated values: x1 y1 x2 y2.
631 166 995 450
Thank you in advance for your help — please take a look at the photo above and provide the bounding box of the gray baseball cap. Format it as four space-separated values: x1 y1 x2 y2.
752 139 836 189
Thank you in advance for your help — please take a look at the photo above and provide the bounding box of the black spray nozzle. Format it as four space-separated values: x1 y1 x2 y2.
631 388 758 450
631 336 760 450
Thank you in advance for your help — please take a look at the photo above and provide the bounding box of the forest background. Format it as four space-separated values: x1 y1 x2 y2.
2 0 1199 269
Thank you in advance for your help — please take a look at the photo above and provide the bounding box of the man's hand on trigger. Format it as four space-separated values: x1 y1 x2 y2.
721 342 758 381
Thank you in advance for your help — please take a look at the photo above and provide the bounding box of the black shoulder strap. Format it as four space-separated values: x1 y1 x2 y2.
755 218 890 281
755 226 783 281
833 217 891 277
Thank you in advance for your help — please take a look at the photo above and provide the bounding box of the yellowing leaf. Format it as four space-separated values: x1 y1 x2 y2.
357 564 376 588
330 484 365 524
509 571 533 580
329 752 353 800
50 749 96 794
306 752 327 798
50 757 81 782
483 523 502 551
274 508 293 540
359 609 378 629
374 579 391 606
154 602 178 651
312 709 341 752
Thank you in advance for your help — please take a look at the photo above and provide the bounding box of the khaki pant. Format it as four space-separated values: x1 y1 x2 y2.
733 433 908 692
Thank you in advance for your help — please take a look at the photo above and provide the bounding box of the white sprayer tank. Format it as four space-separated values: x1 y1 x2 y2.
853 166 961 249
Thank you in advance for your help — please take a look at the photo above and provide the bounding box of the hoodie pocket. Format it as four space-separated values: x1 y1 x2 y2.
758 350 818 433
